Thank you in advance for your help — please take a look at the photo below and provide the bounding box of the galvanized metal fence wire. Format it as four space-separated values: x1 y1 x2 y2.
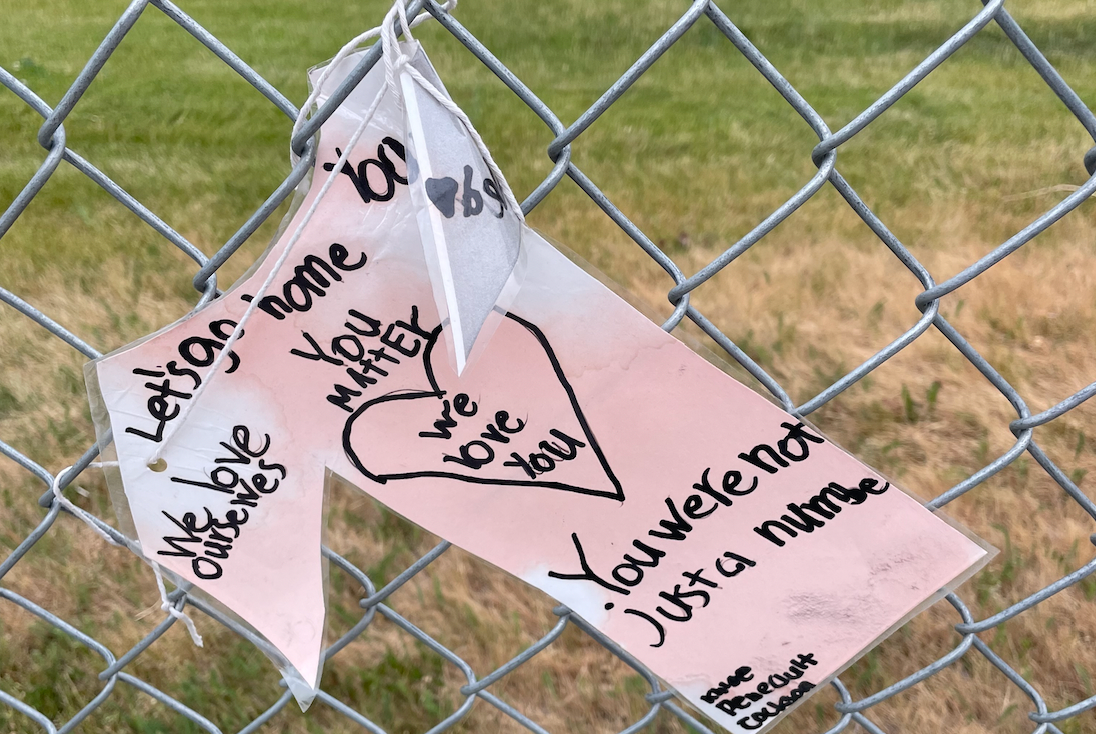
2 0 1096 732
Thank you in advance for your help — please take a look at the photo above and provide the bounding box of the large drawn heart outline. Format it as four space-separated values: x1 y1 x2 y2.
342 312 624 501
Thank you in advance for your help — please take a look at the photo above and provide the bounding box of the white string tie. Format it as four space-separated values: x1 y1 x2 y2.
290 0 457 163
146 0 523 467
153 562 204 647
51 464 124 548
51 463 203 647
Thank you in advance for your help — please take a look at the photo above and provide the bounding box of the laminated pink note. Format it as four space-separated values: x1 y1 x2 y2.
87 41 992 731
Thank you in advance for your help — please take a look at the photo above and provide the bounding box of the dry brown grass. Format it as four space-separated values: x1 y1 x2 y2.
2 186 1094 734
3 0 1096 731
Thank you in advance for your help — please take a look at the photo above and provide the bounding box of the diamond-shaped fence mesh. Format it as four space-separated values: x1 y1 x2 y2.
2 0 1096 732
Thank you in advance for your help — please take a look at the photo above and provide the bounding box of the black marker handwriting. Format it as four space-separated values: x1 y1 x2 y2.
287 304 432 413
125 321 243 444
703 653 816 729
239 243 367 321
157 425 285 580
342 311 623 501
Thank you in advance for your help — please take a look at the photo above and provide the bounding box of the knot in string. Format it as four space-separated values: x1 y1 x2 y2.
51 463 123 548
152 563 204 647
148 0 521 466
290 0 456 161
52 463 203 647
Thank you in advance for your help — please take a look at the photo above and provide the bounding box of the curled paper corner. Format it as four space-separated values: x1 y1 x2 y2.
85 358 327 712
397 42 525 375
285 669 321 712
148 552 325 713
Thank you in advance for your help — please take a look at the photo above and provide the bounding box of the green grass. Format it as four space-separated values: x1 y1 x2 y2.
2 0 1094 299
2 0 1096 733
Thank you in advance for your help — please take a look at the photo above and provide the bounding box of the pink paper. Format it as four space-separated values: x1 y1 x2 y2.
88 45 991 731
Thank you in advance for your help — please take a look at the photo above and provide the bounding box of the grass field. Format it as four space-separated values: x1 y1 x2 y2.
2 0 1096 732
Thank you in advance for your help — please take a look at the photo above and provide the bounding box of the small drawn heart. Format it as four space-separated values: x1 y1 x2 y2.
425 177 458 218
343 312 623 501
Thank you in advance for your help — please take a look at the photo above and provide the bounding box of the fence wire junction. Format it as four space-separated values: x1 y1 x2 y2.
3 0 1096 733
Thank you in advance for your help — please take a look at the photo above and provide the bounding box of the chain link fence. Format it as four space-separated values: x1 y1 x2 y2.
2 0 1096 732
